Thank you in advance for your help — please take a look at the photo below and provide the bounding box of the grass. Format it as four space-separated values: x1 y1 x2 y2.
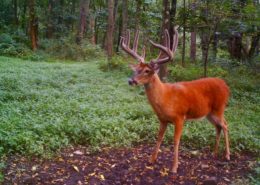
0 56 259 159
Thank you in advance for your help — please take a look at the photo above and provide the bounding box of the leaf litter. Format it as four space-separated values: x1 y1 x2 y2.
3 144 257 185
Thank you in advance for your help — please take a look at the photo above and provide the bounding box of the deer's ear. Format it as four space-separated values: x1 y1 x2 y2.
149 63 159 74
129 64 138 71
154 67 160 74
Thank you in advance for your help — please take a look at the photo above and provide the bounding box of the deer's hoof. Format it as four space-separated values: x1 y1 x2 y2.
171 167 178 173
225 154 230 161
149 157 156 164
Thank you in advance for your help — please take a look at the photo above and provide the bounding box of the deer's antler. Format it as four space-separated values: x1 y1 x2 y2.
150 26 179 65
120 30 146 63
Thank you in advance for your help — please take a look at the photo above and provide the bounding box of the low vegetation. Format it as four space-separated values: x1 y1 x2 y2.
0 56 259 158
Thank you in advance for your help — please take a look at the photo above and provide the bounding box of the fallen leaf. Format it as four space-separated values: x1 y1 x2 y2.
160 168 169 176
89 172 96 176
31 165 37 171
145 166 154 170
223 177 230 182
72 165 80 172
100 174 105 181
73 150 83 155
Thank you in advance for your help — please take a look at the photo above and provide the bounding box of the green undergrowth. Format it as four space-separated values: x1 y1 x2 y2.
0 56 259 161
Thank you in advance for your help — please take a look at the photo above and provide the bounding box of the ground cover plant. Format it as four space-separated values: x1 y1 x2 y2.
0 56 259 184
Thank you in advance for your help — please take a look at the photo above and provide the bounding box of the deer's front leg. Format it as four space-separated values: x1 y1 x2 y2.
149 122 167 164
172 118 184 173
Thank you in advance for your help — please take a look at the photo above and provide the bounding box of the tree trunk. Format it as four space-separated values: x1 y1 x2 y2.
227 33 243 60
71 0 76 31
181 0 186 67
113 0 120 51
122 0 128 37
203 44 209 77
76 0 90 44
189 0 196 63
46 0 54 39
190 32 196 63
247 33 260 59
201 32 209 65
169 0 177 47
212 32 218 62
89 15 96 44
159 0 170 81
106 0 115 59
29 0 37 50
22 0 27 33
13 0 19 25
135 0 142 31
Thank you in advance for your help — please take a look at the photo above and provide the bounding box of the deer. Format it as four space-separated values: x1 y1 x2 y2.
120 26 230 173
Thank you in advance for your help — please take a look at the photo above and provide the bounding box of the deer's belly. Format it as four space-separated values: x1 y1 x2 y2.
185 116 206 121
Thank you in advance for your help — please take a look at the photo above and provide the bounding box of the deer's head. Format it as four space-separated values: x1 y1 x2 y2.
120 27 179 86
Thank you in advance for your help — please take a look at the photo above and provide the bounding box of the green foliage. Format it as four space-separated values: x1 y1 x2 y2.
39 38 105 61
0 33 31 57
99 55 130 72
169 64 228 81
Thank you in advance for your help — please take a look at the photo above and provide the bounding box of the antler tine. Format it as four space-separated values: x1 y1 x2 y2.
120 29 145 63
141 46 146 58
149 26 179 65
165 29 170 49
133 30 139 52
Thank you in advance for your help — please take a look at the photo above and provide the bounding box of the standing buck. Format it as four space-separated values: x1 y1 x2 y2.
120 27 230 173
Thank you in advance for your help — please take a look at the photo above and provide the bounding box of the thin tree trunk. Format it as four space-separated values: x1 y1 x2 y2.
159 0 170 80
106 0 115 59
90 15 96 44
135 0 142 31
13 0 19 25
212 32 218 62
181 0 186 67
76 0 90 44
46 0 54 39
71 0 76 32
22 0 27 33
122 0 128 37
169 0 177 47
116 18 122 52
189 0 196 63
190 32 196 62
248 33 260 59
29 0 37 50
113 0 120 51
204 44 209 77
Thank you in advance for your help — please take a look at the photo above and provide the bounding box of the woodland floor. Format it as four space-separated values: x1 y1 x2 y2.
3 144 257 185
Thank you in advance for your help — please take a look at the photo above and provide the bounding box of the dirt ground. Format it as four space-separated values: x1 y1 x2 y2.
3 144 257 185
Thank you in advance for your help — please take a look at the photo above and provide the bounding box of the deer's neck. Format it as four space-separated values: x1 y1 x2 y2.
144 74 165 104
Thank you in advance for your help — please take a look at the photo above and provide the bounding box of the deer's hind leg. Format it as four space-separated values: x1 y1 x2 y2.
207 113 230 160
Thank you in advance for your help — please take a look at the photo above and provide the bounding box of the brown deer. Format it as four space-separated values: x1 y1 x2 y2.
120 27 230 173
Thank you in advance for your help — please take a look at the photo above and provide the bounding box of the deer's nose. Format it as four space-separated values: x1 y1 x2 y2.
128 78 137 86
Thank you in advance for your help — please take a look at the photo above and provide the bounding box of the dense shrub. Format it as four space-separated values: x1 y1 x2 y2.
39 38 105 61
99 55 130 72
168 64 228 82
0 33 31 57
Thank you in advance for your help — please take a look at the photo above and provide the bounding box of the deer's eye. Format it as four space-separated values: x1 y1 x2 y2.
144 70 150 74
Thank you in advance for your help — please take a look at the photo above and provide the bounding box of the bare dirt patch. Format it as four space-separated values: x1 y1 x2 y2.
3 144 256 185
